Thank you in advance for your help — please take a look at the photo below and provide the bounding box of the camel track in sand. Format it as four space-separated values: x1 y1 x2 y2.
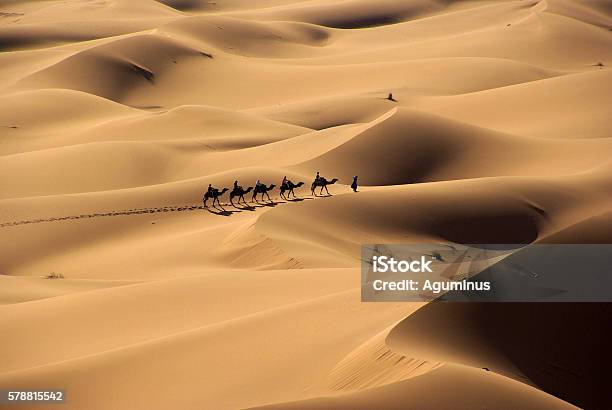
0 196 322 228
0 204 210 228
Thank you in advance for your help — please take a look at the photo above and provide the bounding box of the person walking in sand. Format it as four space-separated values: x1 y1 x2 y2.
351 175 358 192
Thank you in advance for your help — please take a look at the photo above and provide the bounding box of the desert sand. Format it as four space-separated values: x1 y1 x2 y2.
0 0 611 409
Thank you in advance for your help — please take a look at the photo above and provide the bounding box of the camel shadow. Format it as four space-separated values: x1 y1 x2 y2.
235 205 257 211
287 198 308 202
250 200 277 207
206 207 235 216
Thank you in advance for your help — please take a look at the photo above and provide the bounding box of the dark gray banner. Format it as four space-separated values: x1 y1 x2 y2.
0 390 65 404
361 244 612 302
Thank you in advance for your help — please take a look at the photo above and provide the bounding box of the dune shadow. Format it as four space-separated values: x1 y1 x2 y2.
129 105 164 110
325 15 402 29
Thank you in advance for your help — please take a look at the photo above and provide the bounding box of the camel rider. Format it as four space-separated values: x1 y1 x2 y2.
282 176 287 189
315 171 320 184
207 184 215 195
233 180 241 192
256 179 261 190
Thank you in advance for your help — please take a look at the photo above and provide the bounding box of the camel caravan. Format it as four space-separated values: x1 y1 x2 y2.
203 172 350 210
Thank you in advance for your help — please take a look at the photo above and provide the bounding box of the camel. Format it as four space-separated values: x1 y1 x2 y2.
280 181 304 199
311 177 338 196
230 186 253 207
203 187 228 209
252 184 275 203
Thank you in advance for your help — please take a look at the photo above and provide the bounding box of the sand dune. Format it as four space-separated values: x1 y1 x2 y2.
293 108 612 184
1 0 610 409
13 33 211 102
158 16 332 57
422 69 612 139
0 99 307 155
386 301 612 409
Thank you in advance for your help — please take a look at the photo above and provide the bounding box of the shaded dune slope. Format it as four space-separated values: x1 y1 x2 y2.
386 300 612 409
